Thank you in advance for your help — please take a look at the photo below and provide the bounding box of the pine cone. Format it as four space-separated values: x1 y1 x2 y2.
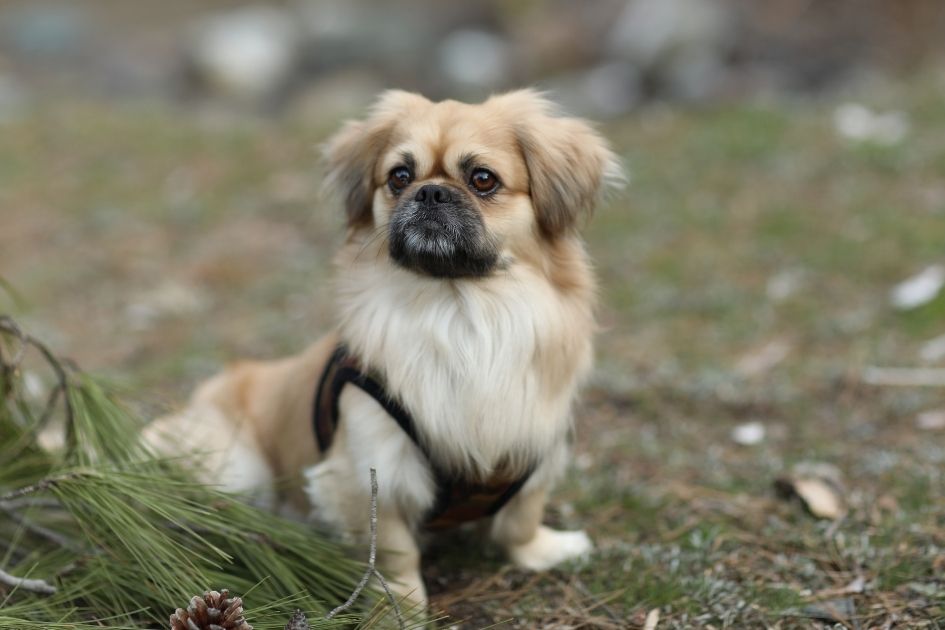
284 609 310 630
170 589 252 630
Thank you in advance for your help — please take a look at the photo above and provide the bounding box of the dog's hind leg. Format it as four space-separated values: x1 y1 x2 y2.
142 402 276 510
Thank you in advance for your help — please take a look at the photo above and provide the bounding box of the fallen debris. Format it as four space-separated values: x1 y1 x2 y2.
862 366 945 387
890 264 945 310
643 607 660 630
731 421 766 446
916 409 945 431
775 463 846 520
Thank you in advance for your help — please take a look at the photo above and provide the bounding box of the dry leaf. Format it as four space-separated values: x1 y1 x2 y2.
793 478 844 519
775 463 846 520
890 264 945 310
735 340 791 377
643 608 660 630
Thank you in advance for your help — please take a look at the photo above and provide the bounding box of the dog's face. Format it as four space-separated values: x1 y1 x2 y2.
324 90 619 279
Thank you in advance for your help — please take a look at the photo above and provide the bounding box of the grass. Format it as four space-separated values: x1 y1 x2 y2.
2 73 945 627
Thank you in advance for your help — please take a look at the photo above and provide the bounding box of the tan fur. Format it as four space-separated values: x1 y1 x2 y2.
145 90 619 609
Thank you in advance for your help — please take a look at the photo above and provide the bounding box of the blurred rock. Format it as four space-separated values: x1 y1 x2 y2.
0 3 91 58
833 103 909 145
766 268 805 301
0 71 28 123
735 339 791 377
731 421 765 446
184 6 302 106
607 0 734 101
437 29 510 91
294 0 460 93
544 62 642 119
919 333 945 363
916 409 945 432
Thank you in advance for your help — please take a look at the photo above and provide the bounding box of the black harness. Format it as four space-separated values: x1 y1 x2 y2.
312 345 533 530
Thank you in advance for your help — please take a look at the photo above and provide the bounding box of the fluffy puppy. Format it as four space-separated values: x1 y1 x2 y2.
145 90 619 608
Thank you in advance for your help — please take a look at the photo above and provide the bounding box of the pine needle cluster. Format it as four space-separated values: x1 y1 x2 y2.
0 316 410 629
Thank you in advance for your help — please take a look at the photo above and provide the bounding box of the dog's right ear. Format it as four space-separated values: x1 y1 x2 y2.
322 90 424 228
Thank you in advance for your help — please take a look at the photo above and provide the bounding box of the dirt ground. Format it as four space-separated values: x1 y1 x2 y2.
2 74 944 628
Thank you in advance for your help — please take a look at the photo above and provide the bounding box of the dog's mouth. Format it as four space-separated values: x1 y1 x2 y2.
388 197 499 279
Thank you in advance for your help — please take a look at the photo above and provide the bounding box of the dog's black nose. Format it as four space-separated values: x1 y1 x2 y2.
414 184 452 204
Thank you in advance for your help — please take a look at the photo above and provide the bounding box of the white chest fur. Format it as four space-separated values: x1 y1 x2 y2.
335 258 593 478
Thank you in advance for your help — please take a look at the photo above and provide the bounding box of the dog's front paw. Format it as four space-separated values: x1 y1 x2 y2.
507 525 593 571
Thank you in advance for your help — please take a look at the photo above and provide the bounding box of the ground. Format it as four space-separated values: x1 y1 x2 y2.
1 75 944 628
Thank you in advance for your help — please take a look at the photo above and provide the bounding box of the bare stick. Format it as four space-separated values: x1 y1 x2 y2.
862 366 945 387
0 567 56 595
0 504 83 552
325 468 405 628
0 471 86 504
0 316 76 440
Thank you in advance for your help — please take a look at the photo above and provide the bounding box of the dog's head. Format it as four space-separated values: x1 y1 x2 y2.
324 90 620 279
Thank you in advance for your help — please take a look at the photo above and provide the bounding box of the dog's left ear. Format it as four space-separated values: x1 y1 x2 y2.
323 90 427 228
499 90 622 238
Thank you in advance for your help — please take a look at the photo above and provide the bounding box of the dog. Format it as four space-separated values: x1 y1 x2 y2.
144 89 620 608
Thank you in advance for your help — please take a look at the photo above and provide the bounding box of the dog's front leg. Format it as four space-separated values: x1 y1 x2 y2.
376 506 427 610
490 486 593 571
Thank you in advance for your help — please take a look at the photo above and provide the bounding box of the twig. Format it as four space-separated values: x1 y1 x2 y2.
862 366 945 387
0 471 87 504
0 566 57 595
0 503 84 552
325 468 405 629
0 315 76 444
0 498 61 510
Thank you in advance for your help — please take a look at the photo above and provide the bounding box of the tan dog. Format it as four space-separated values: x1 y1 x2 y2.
145 90 619 608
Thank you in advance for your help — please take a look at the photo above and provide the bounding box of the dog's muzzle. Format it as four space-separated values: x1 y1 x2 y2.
388 184 499 278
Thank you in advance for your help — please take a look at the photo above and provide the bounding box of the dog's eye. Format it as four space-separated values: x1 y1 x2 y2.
388 167 412 194
469 168 499 195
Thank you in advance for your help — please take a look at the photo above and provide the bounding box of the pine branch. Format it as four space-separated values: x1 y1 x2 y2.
324 468 405 629
0 567 56 595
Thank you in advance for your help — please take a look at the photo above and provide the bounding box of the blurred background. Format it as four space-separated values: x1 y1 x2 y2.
1 0 945 115
2 1 945 627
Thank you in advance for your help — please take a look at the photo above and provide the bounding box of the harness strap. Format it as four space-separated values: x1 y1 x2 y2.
312 344 533 530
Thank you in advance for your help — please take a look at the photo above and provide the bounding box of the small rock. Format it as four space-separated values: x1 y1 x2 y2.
734 340 791 377
766 269 804 301
0 4 90 57
543 62 642 119
833 103 909 145
919 332 945 363
916 409 945 431
731 421 766 446
185 5 301 105
0 72 28 124
799 597 855 624
890 264 945 310
437 29 510 90
607 0 734 101
22 370 45 400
